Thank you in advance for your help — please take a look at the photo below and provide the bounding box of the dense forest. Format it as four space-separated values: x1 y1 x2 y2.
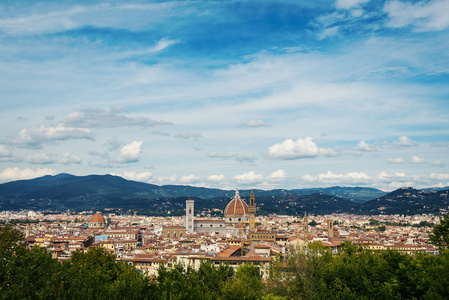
1 216 449 299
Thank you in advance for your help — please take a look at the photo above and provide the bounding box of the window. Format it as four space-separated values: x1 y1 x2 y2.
173 232 176 237
167 233 170 238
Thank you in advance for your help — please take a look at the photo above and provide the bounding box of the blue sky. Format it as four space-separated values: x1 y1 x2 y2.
0 0 448 191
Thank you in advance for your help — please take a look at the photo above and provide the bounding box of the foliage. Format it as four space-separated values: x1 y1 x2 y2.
157 260 261 300
308 220 318 226
0 225 62 299
377 225 386 232
428 213 449 251
369 218 380 225
59 246 154 300
268 242 449 300
222 263 264 300
3 224 449 300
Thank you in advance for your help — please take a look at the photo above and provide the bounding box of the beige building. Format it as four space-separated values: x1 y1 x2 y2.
162 225 186 239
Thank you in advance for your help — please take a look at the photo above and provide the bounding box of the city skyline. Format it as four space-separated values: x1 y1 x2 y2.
0 0 448 191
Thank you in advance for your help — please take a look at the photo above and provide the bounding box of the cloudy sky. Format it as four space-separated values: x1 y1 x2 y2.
0 0 448 191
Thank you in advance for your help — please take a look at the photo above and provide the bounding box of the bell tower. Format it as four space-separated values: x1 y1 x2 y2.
248 189 256 233
186 199 194 233
303 212 309 242
327 219 334 240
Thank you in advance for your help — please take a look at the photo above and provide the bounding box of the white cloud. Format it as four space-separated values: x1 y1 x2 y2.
355 141 377 152
429 173 449 181
267 169 286 182
336 0 369 10
377 171 407 182
13 125 94 148
208 152 238 159
157 174 178 185
387 158 405 164
61 107 172 128
267 137 324 159
233 171 263 184
0 145 16 162
174 132 203 140
302 170 371 184
392 136 419 147
208 152 256 163
385 0 449 32
410 156 425 163
151 131 170 137
0 145 12 158
207 174 225 182
116 171 153 182
180 174 200 184
318 26 339 39
27 153 55 164
59 153 81 165
241 120 271 128
0 167 56 183
118 141 143 163
0 3 185 36
236 154 256 163
431 160 443 166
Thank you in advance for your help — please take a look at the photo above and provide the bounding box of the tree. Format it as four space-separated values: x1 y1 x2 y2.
60 246 154 300
268 242 331 300
308 220 318 226
222 263 264 300
0 225 62 299
428 213 449 251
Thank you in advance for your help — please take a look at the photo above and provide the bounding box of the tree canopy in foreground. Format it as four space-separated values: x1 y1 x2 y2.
2 223 449 299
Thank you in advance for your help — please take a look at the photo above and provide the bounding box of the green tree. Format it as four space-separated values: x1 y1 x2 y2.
222 263 264 300
428 213 449 251
369 219 380 226
377 225 386 232
60 246 153 300
268 242 331 300
157 260 235 300
308 220 318 226
0 225 62 300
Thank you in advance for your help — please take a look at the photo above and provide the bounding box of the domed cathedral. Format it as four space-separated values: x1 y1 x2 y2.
185 189 256 237
89 213 106 229
224 189 249 225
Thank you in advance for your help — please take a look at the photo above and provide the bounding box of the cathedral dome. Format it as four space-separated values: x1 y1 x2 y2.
89 213 106 229
224 190 249 216
90 213 105 223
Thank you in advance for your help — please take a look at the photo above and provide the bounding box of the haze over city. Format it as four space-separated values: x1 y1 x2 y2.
0 0 448 191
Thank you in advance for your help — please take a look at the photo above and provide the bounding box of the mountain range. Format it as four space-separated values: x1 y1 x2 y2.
0 173 448 216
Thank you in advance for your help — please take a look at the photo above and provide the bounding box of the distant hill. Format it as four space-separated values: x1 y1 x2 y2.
358 187 449 215
0 174 447 216
253 193 361 216
291 186 386 203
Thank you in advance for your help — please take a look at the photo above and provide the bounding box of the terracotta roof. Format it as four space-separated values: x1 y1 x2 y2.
90 213 105 223
218 245 241 257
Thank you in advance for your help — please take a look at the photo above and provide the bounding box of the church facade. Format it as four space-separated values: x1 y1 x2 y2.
185 189 253 236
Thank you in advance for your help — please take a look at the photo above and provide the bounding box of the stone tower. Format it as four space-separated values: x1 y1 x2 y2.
186 199 194 233
327 219 334 240
303 212 309 242
248 189 256 233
